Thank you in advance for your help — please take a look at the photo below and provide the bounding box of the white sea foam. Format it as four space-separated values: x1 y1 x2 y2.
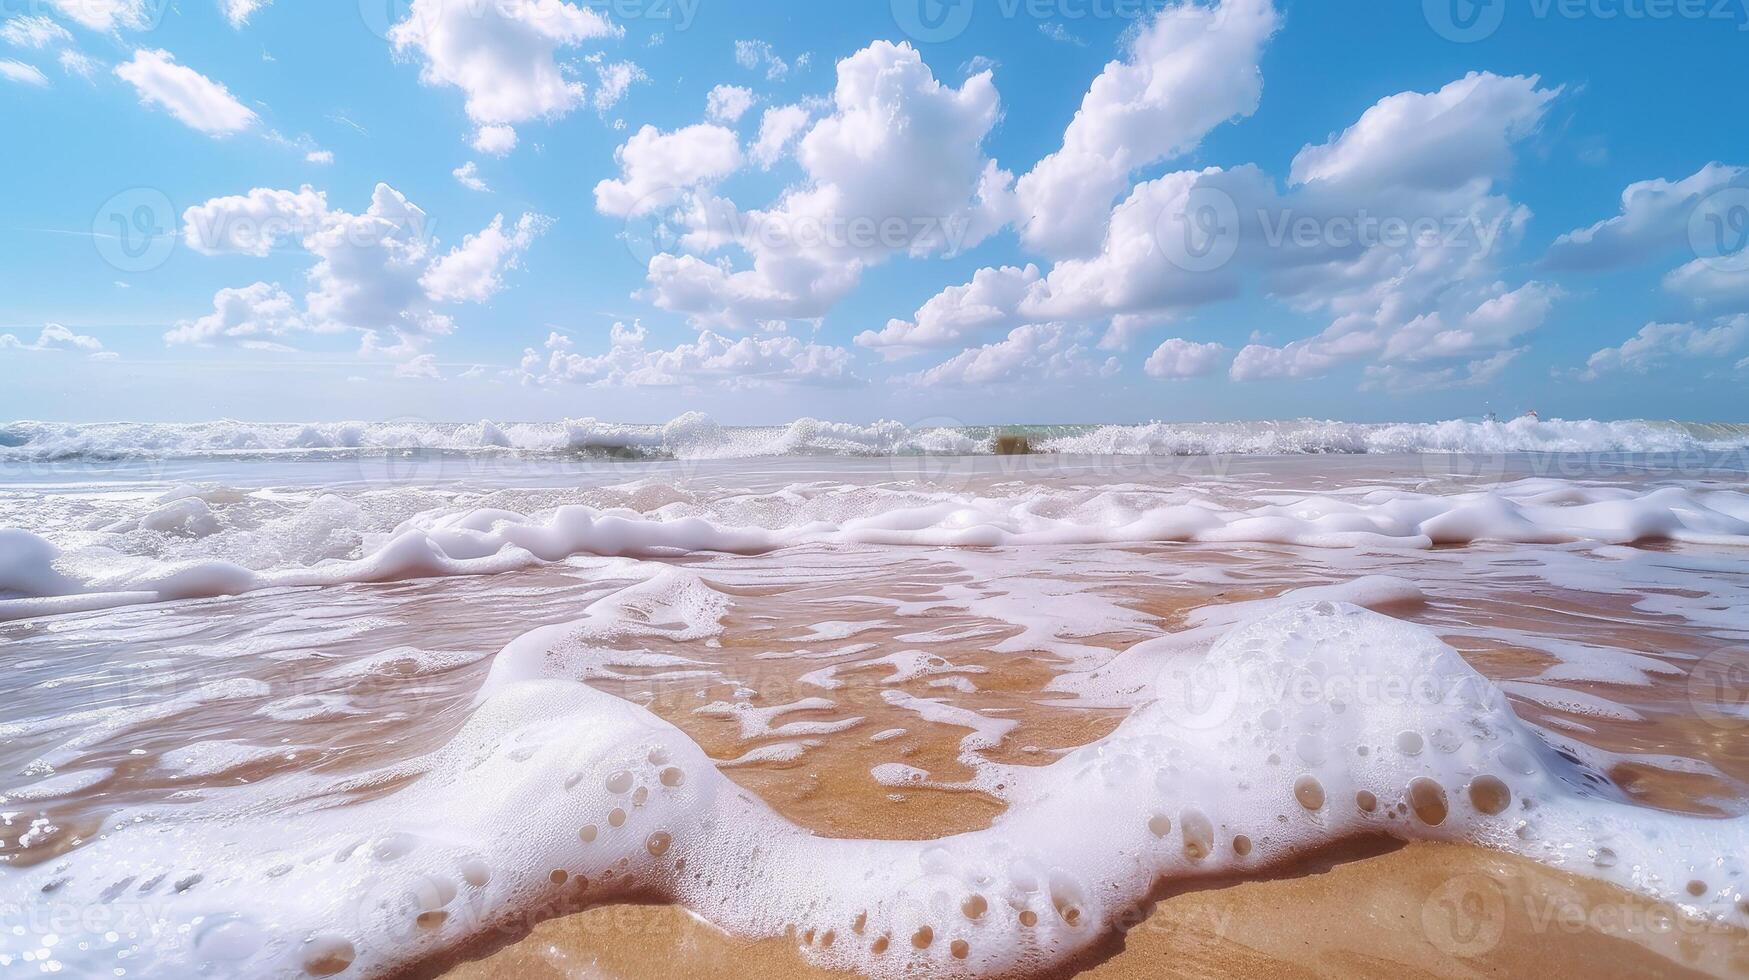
158 741 306 780
694 698 864 741
7 598 1746 979
6 478 1747 621
3 415 1746 461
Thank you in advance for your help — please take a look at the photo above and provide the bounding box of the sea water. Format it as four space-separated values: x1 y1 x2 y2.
2 416 1748 977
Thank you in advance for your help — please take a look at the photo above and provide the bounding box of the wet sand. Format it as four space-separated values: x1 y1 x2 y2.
433 544 1749 980
447 841 1744 979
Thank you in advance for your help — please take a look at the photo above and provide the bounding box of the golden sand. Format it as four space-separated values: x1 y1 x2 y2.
438 555 1749 980
445 841 1744 979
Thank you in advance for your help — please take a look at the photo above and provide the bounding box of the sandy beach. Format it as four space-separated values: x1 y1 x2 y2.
449 842 1743 980
3 442 1749 979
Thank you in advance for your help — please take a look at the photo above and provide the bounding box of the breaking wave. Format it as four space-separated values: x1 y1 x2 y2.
3 414 1747 462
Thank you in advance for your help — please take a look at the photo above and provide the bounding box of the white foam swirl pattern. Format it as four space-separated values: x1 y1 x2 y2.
4 598 1743 978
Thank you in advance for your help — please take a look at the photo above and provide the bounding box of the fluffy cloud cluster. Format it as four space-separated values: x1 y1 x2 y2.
1144 338 1229 379
162 282 308 348
182 185 328 256
569 0 1583 392
1224 73 1560 384
390 0 619 153
521 324 855 388
882 67 1562 388
169 183 549 363
622 41 1012 331
749 103 810 168
705 84 754 123
593 123 743 217
422 213 551 303
55 0 1733 399
1015 0 1278 257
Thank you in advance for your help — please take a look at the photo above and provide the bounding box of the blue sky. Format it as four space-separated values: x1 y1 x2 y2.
1 0 1747 424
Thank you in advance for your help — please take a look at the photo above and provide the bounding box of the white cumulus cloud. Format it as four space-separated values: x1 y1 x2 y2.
164 282 309 346
749 103 810 169
593 123 743 217
421 213 551 303
641 41 1013 331
706 84 755 124
1 324 106 354
1015 0 1279 257
176 183 550 357
453 161 489 192
181 185 328 256
1144 338 1229 379
390 0 619 153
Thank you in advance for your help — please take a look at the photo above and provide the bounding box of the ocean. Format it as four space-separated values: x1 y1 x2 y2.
3 415 1748 977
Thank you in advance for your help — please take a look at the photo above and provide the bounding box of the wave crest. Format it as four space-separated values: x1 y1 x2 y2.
3 416 1745 462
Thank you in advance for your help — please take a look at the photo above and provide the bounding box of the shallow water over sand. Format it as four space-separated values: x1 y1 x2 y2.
2 450 1748 977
